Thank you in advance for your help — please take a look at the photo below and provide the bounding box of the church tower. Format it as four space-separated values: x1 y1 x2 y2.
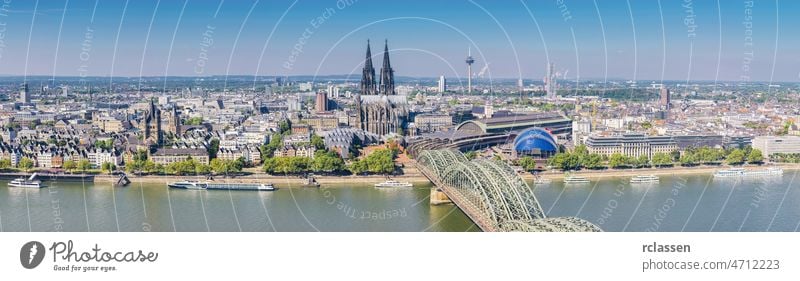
360 40 377 95
142 98 162 146
379 40 395 95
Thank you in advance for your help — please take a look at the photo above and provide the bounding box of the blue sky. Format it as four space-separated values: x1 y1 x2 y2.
0 0 797 82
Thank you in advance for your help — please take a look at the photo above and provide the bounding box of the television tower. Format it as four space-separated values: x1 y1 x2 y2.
465 47 475 94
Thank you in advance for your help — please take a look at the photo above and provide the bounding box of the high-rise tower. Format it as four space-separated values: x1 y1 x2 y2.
378 40 395 95
465 47 475 94
360 40 377 95
19 83 30 104
545 63 557 99
660 87 671 110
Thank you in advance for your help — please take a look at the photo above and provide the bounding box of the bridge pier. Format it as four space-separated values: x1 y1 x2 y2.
430 188 452 205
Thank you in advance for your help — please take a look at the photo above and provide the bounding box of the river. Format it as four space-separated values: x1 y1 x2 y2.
0 172 797 232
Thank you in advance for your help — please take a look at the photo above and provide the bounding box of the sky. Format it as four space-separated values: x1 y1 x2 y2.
0 0 797 82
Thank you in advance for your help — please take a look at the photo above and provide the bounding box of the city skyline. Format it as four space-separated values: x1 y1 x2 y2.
0 0 796 82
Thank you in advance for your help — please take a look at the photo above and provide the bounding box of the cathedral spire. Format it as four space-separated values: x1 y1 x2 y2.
379 39 395 95
360 40 377 95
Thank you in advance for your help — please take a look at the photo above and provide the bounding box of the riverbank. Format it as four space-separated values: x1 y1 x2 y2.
94 170 433 188
17 162 800 188
522 163 800 181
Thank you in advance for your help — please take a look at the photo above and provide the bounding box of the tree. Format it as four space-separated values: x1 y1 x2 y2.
144 161 161 174
347 159 368 175
77 159 92 172
211 158 234 175
124 160 141 174
573 145 589 156
583 153 604 169
166 159 197 176
0 158 11 170
312 150 345 173
101 162 116 174
208 139 220 159
310 134 325 150
261 134 283 159
346 148 396 175
726 149 746 165
196 163 212 175
608 153 629 169
518 157 537 171
63 160 77 172
651 152 673 167
679 153 697 166
134 149 149 162
548 153 570 170
747 149 764 164
18 157 34 172
669 150 681 161
184 117 204 125
635 154 650 168
94 139 114 150
278 120 291 135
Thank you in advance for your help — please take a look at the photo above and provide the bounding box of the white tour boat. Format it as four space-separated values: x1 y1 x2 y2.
374 180 413 188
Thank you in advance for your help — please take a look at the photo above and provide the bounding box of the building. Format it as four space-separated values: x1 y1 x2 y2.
304 116 339 131
414 114 452 134
438 75 446 93
19 83 30 104
456 113 573 136
327 85 340 99
752 136 800 158
218 145 262 165
360 40 378 96
0 128 16 143
165 106 181 134
140 99 162 145
545 63 557 99
287 98 301 111
321 128 380 159
150 148 209 165
355 40 408 136
275 144 316 158
660 87 671 110
291 124 311 135
513 128 559 158
585 133 678 159
87 148 119 168
315 91 328 112
93 116 125 133
407 112 573 155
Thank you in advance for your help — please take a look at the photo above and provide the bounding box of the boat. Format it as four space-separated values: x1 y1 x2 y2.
168 181 209 189
374 180 413 188
533 177 552 185
563 175 590 184
714 167 783 178
8 173 44 188
743 167 783 177
630 175 659 184
168 181 275 191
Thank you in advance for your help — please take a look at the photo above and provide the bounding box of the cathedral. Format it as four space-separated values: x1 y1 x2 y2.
354 40 408 136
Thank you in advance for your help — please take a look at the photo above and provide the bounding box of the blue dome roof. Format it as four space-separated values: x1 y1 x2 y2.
513 128 558 152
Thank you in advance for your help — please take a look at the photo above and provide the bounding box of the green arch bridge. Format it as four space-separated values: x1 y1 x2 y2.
416 149 602 232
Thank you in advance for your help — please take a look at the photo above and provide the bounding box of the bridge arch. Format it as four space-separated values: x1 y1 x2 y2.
416 149 602 232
